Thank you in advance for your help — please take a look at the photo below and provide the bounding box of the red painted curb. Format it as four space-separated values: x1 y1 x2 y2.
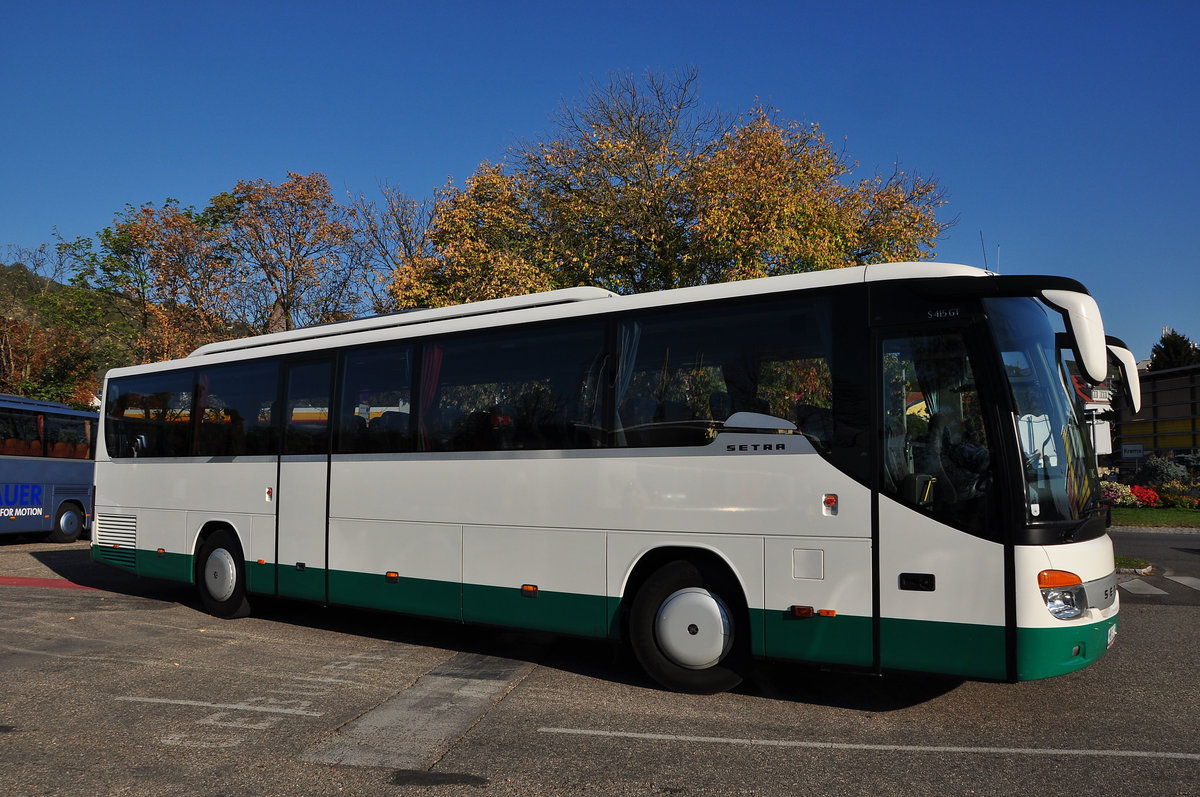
0 576 100 591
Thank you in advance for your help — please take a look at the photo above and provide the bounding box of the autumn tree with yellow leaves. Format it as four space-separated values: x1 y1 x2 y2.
389 68 949 307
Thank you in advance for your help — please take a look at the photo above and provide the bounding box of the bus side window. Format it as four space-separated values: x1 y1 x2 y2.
104 372 194 458
196 360 280 457
338 345 414 454
419 323 606 452
284 361 332 456
613 295 835 449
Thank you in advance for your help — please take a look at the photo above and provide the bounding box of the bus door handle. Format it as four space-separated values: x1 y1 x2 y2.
899 573 936 592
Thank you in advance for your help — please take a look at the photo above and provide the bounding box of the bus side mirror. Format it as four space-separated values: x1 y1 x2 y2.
1106 337 1141 415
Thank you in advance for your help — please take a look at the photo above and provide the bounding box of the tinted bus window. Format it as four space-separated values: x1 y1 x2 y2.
43 415 92 458
615 295 835 448
197 360 280 457
419 323 606 452
338 345 413 454
0 409 39 456
283 361 332 456
104 371 194 458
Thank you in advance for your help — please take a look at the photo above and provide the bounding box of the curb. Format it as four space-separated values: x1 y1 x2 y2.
1116 565 1153 576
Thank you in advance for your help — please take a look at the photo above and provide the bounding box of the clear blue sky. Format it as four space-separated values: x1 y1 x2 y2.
3 1 1196 360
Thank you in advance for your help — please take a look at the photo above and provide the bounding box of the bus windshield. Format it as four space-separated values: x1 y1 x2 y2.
985 297 1100 524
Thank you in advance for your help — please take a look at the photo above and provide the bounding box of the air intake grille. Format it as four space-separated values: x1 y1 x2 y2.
95 514 137 569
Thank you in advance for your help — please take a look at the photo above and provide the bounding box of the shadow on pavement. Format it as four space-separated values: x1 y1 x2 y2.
24 544 962 711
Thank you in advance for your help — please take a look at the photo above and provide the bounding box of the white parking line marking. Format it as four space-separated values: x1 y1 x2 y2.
117 696 323 716
1165 575 1200 591
160 732 244 748
287 675 366 686
1119 579 1168 595
537 728 1200 761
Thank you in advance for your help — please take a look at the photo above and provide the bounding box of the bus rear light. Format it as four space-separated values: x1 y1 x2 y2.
1039 570 1087 620
818 609 836 617
790 605 814 618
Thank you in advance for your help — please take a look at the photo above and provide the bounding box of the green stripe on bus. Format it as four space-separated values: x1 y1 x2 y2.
758 609 873 667
134 548 192 583
278 566 327 603
246 560 274 594
463 582 610 638
91 543 136 572
879 617 1008 679
328 569 461 621
1015 616 1118 680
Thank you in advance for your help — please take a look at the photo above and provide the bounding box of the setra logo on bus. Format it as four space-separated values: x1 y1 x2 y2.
725 443 786 452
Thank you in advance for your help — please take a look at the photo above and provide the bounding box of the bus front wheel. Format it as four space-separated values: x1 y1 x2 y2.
629 560 746 694
47 504 84 544
197 531 251 619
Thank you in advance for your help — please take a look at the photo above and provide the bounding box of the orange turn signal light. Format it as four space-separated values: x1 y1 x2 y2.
521 584 538 597
1038 570 1083 589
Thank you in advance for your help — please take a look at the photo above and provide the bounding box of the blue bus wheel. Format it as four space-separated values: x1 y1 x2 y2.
47 504 84 544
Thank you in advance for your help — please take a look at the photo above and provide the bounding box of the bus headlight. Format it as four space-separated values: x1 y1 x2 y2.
1039 570 1088 620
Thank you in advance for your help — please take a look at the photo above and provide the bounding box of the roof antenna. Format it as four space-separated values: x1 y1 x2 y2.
979 232 1000 272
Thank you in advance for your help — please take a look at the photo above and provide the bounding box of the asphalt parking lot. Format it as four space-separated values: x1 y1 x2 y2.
2 536 1198 796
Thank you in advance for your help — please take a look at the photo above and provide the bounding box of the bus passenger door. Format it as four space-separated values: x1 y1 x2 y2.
876 328 1009 679
276 358 333 602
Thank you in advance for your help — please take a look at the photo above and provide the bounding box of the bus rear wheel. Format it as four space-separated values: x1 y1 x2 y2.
47 504 84 544
629 560 746 694
197 530 251 619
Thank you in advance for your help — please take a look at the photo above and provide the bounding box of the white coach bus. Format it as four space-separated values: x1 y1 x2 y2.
91 262 1138 693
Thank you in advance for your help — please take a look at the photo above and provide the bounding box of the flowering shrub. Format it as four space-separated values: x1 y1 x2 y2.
1130 485 1161 508
1160 492 1200 510
1100 481 1139 507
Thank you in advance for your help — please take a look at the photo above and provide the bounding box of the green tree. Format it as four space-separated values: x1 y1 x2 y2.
1 245 100 405
1148 327 1200 371
62 199 235 365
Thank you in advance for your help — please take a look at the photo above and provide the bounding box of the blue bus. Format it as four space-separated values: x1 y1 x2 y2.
0 393 96 542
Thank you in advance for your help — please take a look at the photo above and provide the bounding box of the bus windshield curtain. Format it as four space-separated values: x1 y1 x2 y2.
419 344 443 450
614 322 642 445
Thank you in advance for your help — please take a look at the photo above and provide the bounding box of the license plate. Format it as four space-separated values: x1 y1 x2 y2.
1107 624 1117 649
